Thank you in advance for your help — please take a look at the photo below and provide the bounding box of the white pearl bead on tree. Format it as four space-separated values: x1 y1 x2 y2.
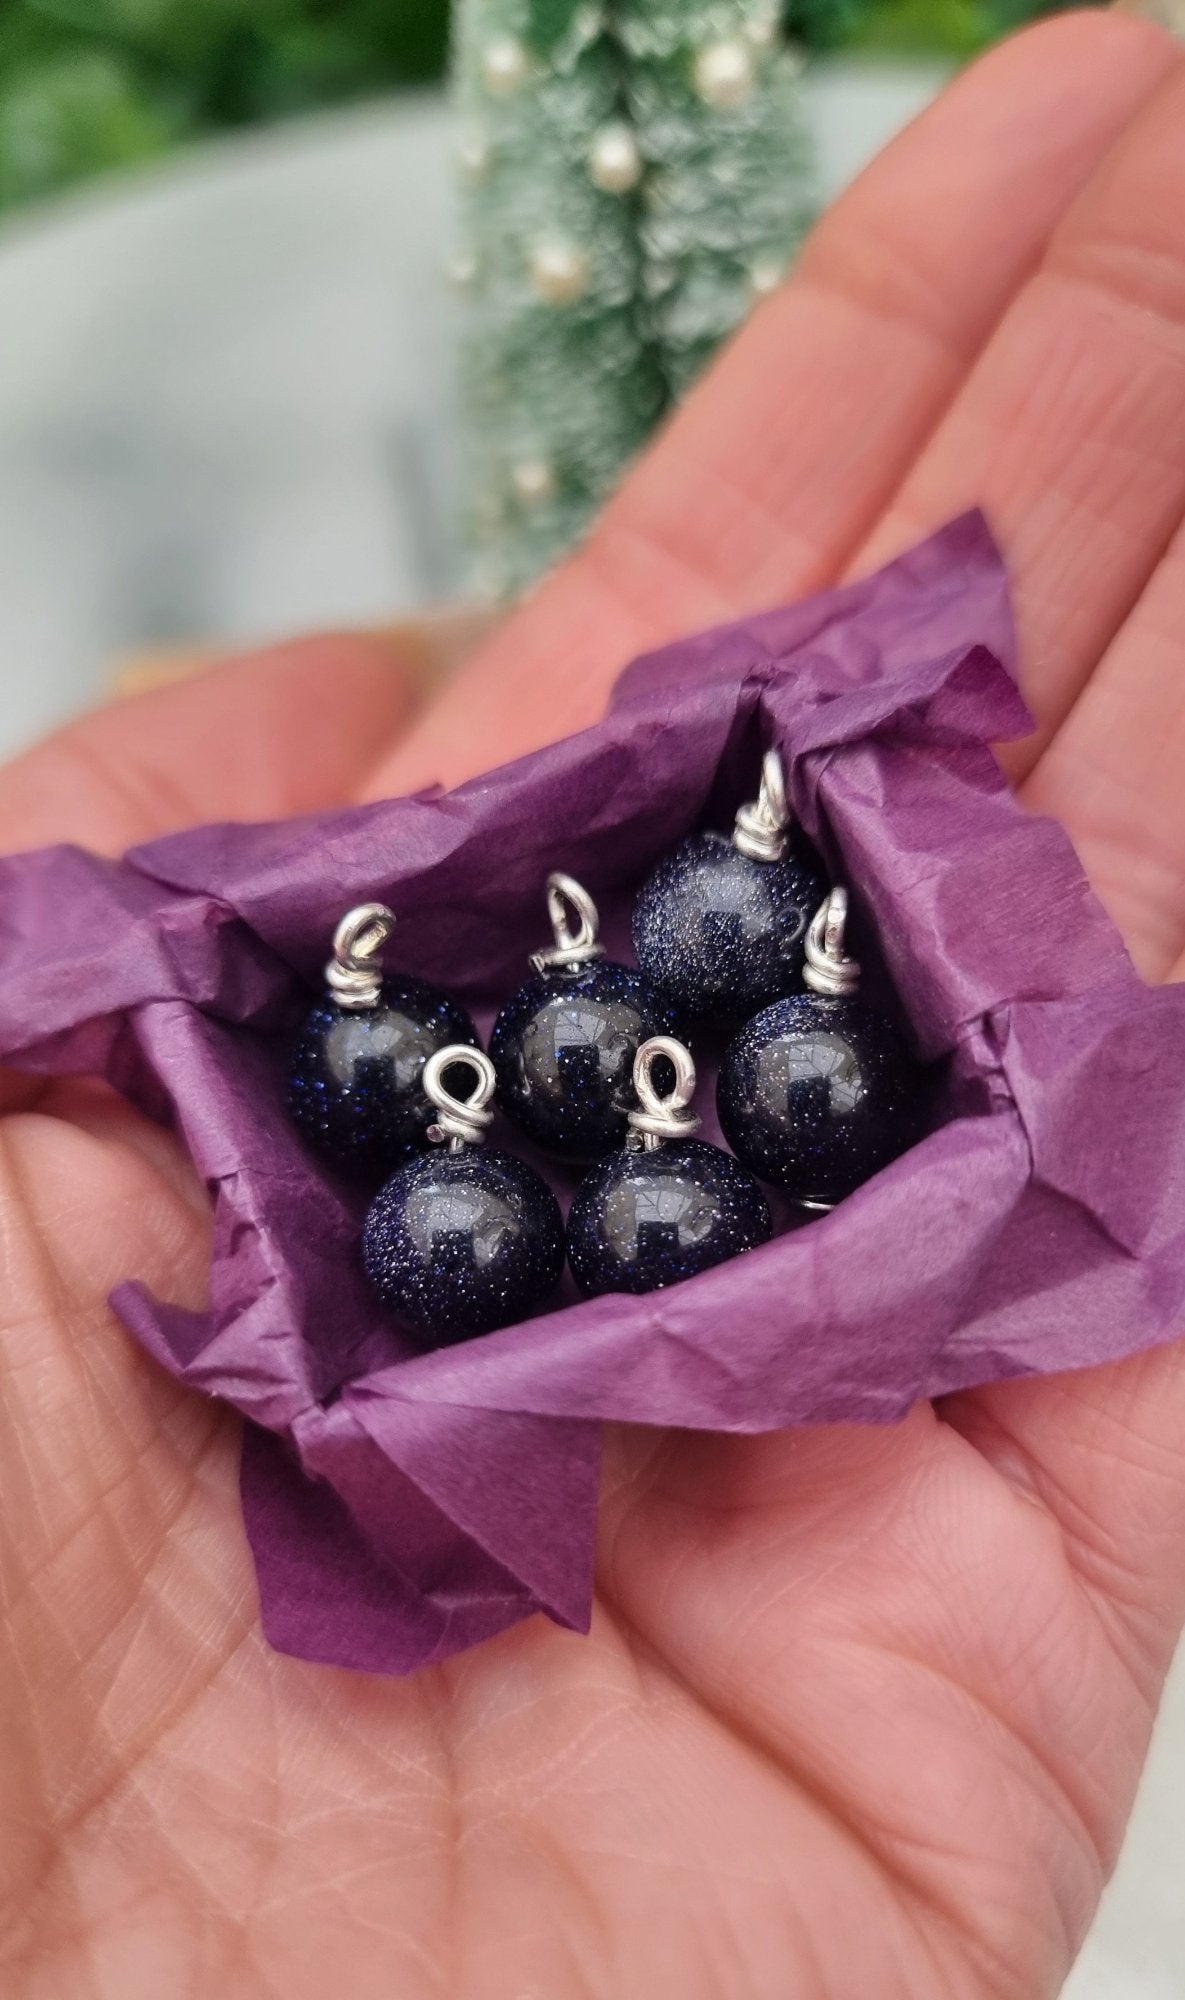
445 250 479 292
749 256 785 300
512 459 556 505
694 38 757 110
529 241 590 306
481 36 527 95
455 130 491 183
587 123 643 195
745 6 781 47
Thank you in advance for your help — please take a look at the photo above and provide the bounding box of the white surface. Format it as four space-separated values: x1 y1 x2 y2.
1065 1646 1185 2000
0 64 1179 2000
0 96 460 759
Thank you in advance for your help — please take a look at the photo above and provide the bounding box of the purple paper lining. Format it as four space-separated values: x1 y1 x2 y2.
2 512 1182 1676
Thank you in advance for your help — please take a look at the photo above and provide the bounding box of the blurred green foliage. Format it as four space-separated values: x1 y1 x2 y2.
0 0 1067 213
0 0 449 208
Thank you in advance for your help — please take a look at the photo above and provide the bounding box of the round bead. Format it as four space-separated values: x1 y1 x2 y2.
588 123 643 195
749 255 785 300
481 36 527 94
745 5 781 48
445 249 479 292
288 979 479 1176
632 829 828 1020
529 240 589 306
490 960 681 1162
363 1149 565 1345
512 457 556 505
567 1139 771 1296
455 129 491 182
694 38 756 110
716 993 923 1205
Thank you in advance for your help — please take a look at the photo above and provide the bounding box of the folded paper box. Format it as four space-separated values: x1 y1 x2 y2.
2 513 1182 1676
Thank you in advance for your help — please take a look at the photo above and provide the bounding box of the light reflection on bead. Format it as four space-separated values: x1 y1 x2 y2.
490 961 681 1163
481 36 527 94
567 1139 771 1296
363 1148 565 1345
633 828 828 1020
288 981 480 1177
588 123 643 195
530 240 590 306
717 994 923 1206
694 38 756 110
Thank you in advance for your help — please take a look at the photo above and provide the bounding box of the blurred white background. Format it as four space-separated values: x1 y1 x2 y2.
0 66 949 759
0 65 1178 1998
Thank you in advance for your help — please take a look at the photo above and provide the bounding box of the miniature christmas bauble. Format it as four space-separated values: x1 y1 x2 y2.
632 751 827 1019
362 1049 565 1345
288 904 478 1175
716 890 922 1206
491 873 680 1161
567 1038 771 1295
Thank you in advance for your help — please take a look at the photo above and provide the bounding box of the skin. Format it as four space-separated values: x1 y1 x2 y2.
2 15 1185 1995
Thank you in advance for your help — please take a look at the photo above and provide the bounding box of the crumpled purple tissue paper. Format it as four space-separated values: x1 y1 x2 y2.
2 512 1184 1676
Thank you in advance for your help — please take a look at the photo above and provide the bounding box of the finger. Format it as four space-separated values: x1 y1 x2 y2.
363 11 1179 799
855 56 1185 781
0 628 421 859
1021 516 1185 979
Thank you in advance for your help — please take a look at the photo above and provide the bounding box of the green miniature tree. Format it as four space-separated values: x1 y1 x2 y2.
452 0 816 599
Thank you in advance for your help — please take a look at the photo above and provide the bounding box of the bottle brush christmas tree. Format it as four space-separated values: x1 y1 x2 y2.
452 0 816 601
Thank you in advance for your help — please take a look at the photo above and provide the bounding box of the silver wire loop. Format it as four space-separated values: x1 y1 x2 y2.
424 1045 497 1151
529 871 606 973
802 886 861 997
626 1035 702 1152
324 902 396 1010
734 748 791 863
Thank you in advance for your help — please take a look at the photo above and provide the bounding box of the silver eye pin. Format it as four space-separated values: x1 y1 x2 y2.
733 749 791 863
625 1036 701 1152
423 1046 498 1152
529 871 606 974
803 886 860 997
324 902 396 1010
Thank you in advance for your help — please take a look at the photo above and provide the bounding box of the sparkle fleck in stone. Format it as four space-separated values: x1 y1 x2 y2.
362 1149 565 1344
716 993 923 1204
632 828 827 1021
490 960 681 1162
567 1138 771 1296
287 977 479 1177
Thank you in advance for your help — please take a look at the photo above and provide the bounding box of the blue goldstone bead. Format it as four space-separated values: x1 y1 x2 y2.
490 960 681 1162
567 1138 771 1296
362 1147 565 1345
716 994 922 1206
288 977 479 1176
632 830 828 1020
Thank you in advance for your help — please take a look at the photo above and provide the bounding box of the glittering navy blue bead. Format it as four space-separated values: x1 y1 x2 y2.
567 1138 771 1296
632 830 828 1020
716 994 922 1205
362 1147 565 1344
490 961 681 1162
287 978 479 1175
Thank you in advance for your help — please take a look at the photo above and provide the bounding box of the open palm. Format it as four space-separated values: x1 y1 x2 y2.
4 18 1185 1997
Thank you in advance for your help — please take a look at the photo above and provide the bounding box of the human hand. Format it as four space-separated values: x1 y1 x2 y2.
3 16 1185 1997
